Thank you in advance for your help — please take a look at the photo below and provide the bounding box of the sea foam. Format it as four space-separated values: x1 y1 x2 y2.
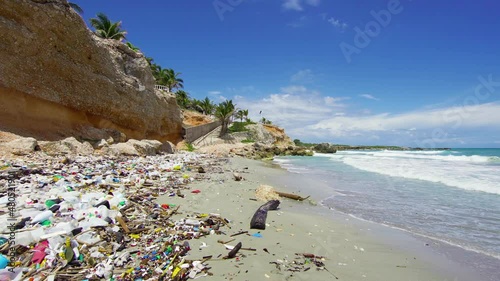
329 150 500 195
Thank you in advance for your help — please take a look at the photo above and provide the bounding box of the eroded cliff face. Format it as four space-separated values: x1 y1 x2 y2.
0 0 183 142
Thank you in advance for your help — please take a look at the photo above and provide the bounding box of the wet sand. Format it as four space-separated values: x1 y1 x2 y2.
158 156 470 281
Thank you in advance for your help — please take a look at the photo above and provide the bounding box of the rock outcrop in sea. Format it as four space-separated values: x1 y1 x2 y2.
0 0 182 142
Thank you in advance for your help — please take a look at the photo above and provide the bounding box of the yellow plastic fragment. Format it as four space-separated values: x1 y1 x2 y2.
172 266 181 277
121 267 134 277
129 234 141 239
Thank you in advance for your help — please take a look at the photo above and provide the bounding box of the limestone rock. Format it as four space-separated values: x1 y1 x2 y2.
232 124 294 147
126 139 156 156
102 139 175 156
2 137 38 155
96 139 109 149
142 140 176 154
39 137 94 155
312 143 337 154
0 0 182 142
104 143 140 156
244 124 275 145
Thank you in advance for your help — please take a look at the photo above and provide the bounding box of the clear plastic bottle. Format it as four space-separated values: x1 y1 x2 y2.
31 210 53 224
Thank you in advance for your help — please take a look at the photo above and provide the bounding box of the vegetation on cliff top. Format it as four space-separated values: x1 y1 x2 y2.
90 13 127 41
85 12 272 140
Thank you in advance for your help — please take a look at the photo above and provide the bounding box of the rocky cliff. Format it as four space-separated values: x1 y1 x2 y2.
0 0 182 142
232 123 294 147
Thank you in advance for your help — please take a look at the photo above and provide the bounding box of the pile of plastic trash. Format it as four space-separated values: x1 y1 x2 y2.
0 153 228 280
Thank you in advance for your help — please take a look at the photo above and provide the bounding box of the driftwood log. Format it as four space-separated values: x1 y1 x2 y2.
275 191 310 201
250 200 280 230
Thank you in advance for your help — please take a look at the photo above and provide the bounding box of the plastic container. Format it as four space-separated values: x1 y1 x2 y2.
185 219 201 226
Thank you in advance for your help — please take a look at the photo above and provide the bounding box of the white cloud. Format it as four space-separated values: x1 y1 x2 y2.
290 69 314 83
327 17 348 30
324 96 349 106
307 102 500 139
229 81 500 146
282 0 320 11
234 86 345 130
359 94 380 101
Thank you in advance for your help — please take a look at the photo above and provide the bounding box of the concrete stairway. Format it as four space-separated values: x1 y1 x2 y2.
192 126 238 148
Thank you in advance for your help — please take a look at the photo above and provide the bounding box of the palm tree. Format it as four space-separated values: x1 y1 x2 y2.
189 98 202 112
69 2 84 14
215 100 235 137
235 110 245 122
199 97 215 115
260 117 272 125
90 13 127 41
146 57 162 81
157 68 184 92
242 109 249 122
175 90 190 109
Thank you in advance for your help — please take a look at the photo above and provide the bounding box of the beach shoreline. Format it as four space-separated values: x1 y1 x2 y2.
0 150 493 280
272 151 500 281
158 155 481 281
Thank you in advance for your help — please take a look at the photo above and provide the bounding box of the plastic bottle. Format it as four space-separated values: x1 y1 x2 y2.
97 205 109 219
31 210 53 224
105 175 114 184
185 219 201 226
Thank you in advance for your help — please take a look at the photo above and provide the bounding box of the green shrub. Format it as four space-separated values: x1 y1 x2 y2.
185 142 195 152
229 121 254 133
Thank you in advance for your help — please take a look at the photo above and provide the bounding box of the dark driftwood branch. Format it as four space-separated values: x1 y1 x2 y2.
230 230 248 237
227 242 242 259
250 200 280 230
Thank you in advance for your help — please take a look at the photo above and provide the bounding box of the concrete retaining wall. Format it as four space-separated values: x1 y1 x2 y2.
183 121 221 143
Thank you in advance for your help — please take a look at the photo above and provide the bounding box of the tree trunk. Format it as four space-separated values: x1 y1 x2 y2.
219 121 227 137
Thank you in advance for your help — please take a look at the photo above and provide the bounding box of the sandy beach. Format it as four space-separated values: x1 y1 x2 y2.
158 155 473 281
0 147 487 280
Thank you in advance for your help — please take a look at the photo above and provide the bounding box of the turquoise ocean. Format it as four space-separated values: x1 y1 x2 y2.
274 148 500 276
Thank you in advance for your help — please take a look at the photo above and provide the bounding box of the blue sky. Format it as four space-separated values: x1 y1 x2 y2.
73 0 500 147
